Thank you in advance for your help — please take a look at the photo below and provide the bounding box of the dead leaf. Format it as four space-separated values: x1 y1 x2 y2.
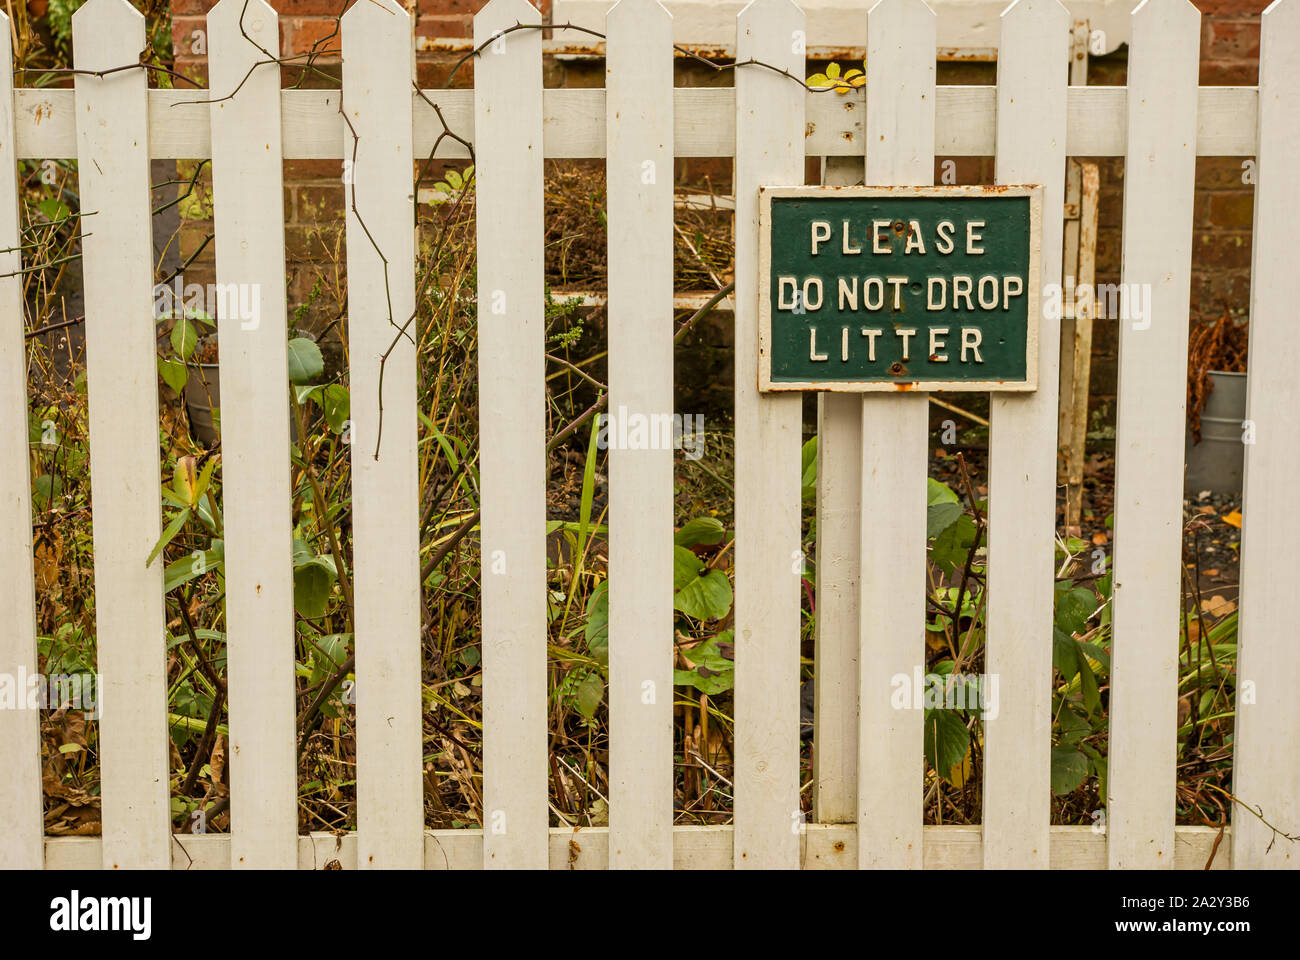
1091 532 1108 546
1221 509 1242 528
1200 595 1237 617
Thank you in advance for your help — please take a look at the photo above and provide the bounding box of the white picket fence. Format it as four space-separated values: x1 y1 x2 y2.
0 0 1296 869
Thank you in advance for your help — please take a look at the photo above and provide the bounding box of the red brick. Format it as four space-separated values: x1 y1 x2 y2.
1199 60 1257 85
416 14 473 38
287 16 344 57
172 0 217 14
1208 191 1254 229
286 224 341 263
417 55 474 88
172 15 208 58
268 0 355 15
296 185 346 223
285 159 347 180
1197 156 1256 189
1193 230 1253 270
417 0 499 15
1192 0 1271 16
1191 270 1253 319
1202 19 1260 61
1193 192 1211 228
1094 228 1122 276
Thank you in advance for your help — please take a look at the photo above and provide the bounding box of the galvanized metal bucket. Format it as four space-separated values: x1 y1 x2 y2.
1185 370 1246 495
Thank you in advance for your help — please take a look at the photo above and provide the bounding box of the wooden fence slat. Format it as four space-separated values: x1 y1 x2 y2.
1107 0 1200 869
0 10 43 870
72 0 171 869
733 0 805 869
1233 0 1300 870
37 822 1235 870
812 157 863 825
857 0 934 871
1 86 1267 162
77 0 172 868
207 0 297 869
606 0 674 869
341 0 424 869
474 0 549 869
983 0 1067 869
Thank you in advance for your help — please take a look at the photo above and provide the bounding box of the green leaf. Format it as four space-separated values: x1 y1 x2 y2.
575 416 600 560
923 708 970 782
1055 585 1099 636
930 513 976 575
1078 655 1101 716
574 671 604 720
584 581 609 665
170 317 197 361
1052 627 1081 680
926 478 962 538
320 384 350 434
674 517 725 548
163 540 224 592
674 666 733 696
32 473 62 508
674 632 735 695
672 545 704 591
158 357 188 394
147 507 191 568
800 436 818 499
445 168 463 190
294 555 337 619
673 569 733 621
1050 744 1089 795
286 337 324 385
309 633 351 688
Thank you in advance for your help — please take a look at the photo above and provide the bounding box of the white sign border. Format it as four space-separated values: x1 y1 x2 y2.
758 183 1043 393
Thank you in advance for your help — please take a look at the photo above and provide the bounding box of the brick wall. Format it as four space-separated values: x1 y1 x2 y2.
167 0 1270 420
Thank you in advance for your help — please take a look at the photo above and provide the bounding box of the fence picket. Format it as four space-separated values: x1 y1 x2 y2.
983 0 1067 869
1233 0 1300 870
1107 0 1200 869
857 0 934 870
606 0 675 869
813 159 862 825
733 0 805 869
206 0 297 869
71 0 171 870
474 0 549 869
0 10 43 870
341 0 424 869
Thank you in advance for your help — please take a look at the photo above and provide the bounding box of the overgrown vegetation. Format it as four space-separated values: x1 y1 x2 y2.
16 9 1247 845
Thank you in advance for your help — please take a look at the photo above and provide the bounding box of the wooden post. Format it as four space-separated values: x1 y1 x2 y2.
342 0 424 869
207 0 297 869
1107 0 1199 870
985 0 1068 869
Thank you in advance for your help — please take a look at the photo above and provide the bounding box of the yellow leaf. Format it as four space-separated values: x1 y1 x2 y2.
1221 509 1242 528
806 72 829 87
826 62 841 79
173 456 199 507
947 750 973 788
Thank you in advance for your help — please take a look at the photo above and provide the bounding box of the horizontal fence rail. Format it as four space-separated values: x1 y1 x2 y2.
1 0 1297 870
5 86 1263 160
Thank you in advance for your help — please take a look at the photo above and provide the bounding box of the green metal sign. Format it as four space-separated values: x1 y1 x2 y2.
758 185 1042 392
